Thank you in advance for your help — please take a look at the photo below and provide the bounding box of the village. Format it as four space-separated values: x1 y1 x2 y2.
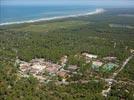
1 5 134 99
14 49 134 98
15 52 121 84
14 49 134 97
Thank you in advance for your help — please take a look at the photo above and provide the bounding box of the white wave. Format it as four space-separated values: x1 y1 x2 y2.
0 8 106 26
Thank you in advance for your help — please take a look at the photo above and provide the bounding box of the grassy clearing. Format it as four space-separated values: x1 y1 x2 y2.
12 20 89 33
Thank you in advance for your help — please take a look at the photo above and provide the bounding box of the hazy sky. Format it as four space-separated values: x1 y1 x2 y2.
1 0 134 7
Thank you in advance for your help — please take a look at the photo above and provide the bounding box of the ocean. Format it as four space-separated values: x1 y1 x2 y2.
0 5 105 25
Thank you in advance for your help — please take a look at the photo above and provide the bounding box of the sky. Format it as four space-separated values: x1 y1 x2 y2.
1 0 134 7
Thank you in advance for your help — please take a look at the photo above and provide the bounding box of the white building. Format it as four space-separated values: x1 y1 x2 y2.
82 53 98 59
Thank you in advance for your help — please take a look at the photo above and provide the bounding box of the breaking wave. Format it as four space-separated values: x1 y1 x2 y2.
0 8 106 26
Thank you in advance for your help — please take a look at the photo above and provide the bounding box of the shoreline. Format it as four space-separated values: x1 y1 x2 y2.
0 8 105 26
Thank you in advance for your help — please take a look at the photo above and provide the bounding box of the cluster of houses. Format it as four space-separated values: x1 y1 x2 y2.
16 52 119 83
16 56 78 83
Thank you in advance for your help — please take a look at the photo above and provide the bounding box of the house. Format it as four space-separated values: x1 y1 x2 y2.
92 61 103 71
45 64 60 74
92 61 103 66
57 71 69 83
57 71 68 78
30 58 45 63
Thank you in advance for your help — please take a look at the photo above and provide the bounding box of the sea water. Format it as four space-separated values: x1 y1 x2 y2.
0 5 104 25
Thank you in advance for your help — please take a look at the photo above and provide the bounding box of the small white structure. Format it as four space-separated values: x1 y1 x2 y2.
82 53 98 59
67 65 78 71
92 61 103 67
60 55 68 67
103 57 117 61
130 49 134 54
31 64 46 74
62 78 66 83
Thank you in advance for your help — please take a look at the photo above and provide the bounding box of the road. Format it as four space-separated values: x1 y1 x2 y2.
102 54 134 97
113 54 134 78
54 54 133 97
